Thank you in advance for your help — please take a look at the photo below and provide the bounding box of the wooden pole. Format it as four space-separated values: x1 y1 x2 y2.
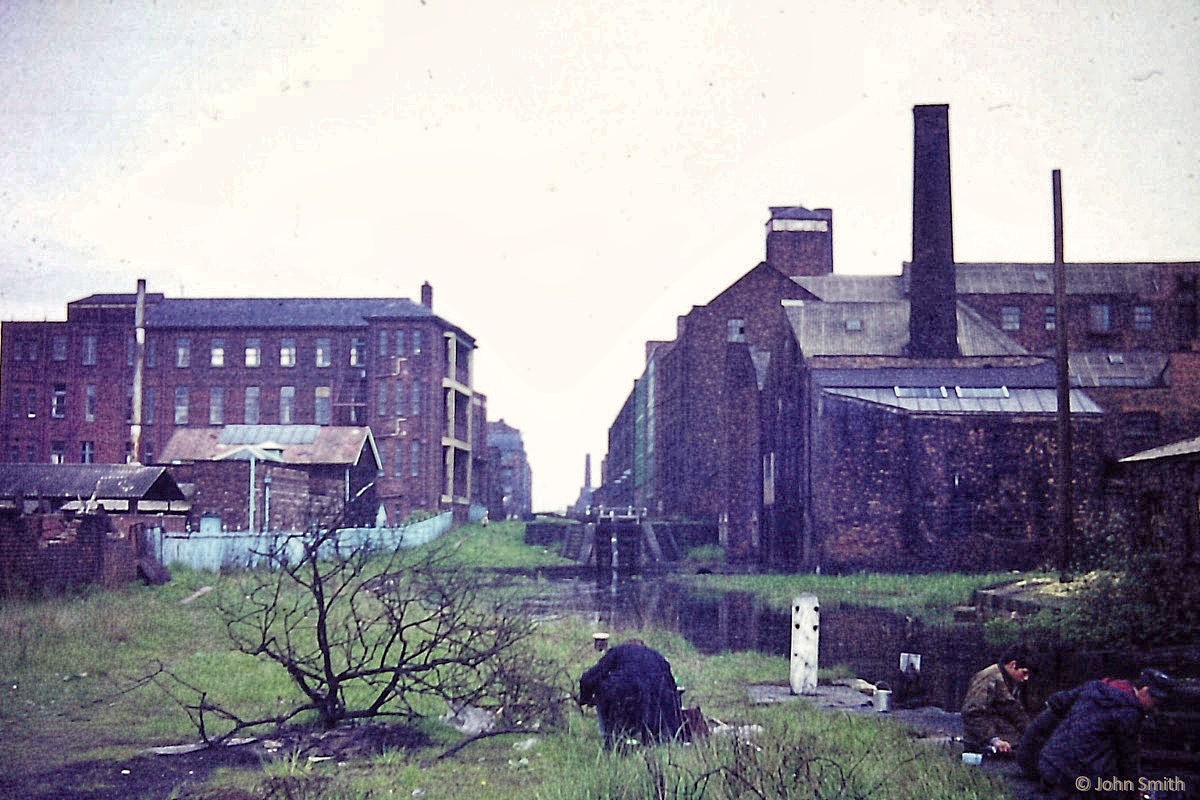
1052 170 1074 582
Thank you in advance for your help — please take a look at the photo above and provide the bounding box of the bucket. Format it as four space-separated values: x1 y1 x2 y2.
592 632 610 652
874 689 892 713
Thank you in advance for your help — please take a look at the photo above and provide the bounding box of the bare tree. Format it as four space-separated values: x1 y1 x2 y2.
163 508 567 743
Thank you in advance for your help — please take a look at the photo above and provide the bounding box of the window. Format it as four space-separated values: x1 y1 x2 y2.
174 387 190 425
144 389 156 425
1044 306 1057 331
378 330 388 358
82 335 98 366
955 386 1010 398
280 338 296 367
315 338 332 368
146 338 157 368
80 441 95 464
210 339 225 367
395 330 406 356
51 441 65 464
315 387 332 425
1134 305 1154 331
127 335 135 367
279 386 295 424
727 318 746 343
1089 304 1112 333
411 378 421 416
245 386 260 424
377 381 389 416
894 386 948 398
350 338 366 367
52 335 67 361
85 385 97 422
395 382 405 417
393 440 404 477
410 440 420 477
125 442 133 464
412 331 422 355
210 387 225 425
51 384 67 418
8 389 20 418
175 338 190 368
26 389 37 419
1000 306 1021 331
845 318 863 332
24 340 37 361
143 442 155 465
245 339 261 367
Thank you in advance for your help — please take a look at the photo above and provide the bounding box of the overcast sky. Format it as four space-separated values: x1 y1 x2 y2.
1 1 1197 510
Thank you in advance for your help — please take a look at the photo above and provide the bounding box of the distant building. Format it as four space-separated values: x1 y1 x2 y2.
486 419 531 519
0 281 486 524
570 454 595 516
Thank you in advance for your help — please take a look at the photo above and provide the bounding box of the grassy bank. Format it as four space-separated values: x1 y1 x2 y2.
0 521 1017 799
676 571 1036 624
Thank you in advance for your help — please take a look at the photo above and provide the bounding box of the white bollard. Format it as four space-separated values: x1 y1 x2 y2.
789 594 819 695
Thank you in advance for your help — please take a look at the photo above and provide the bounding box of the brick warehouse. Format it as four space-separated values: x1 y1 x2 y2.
0 281 487 524
599 103 1200 570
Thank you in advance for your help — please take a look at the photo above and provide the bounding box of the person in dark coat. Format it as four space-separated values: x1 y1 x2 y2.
1028 668 1176 798
578 638 682 749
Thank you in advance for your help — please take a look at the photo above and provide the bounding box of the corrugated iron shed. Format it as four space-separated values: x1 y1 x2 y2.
161 425 381 469
824 387 1103 415
1119 434 1200 464
0 464 186 501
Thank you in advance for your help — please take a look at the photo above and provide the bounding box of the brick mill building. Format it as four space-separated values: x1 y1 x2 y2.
599 104 1200 571
0 282 486 525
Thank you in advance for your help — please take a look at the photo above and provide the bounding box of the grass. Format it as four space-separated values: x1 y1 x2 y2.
0 522 1020 799
675 571 1043 623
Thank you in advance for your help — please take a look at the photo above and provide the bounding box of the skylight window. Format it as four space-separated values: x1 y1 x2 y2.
894 386 948 398
955 386 1010 398
845 319 863 331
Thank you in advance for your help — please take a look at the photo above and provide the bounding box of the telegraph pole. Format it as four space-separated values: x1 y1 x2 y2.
1052 170 1074 582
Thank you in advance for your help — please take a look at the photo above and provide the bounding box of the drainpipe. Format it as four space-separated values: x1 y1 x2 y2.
263 471 272 533
130 279 146 463
248 455 256 534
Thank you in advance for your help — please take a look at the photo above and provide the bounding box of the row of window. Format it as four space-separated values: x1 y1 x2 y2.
8 329 427 368
999 304 1153 333
9 379 424 426
9 436 426 477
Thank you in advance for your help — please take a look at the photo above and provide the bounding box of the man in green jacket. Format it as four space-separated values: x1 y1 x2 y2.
962 645 1034 754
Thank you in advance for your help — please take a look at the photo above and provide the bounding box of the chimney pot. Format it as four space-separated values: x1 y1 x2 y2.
420 282 433 309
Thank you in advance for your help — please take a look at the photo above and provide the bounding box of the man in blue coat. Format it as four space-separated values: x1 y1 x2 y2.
578 638 682 749
1029 668 1176 798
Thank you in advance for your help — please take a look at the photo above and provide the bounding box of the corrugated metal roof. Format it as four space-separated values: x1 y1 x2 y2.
0 464 186 501
953 262 1169 295
146 297 434 329
825 387 1102 414
811 361 1057 390
1069 351 1168 388
161 426 380 468
781 300 1028 357
1120 434 1200 463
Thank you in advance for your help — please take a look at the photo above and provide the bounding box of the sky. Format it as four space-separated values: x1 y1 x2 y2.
1 1 1198 511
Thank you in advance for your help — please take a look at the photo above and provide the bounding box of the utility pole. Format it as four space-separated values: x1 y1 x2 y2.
1052 170 1074 582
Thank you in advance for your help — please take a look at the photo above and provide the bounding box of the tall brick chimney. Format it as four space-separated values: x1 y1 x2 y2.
420 281 433 309
908 104 959 358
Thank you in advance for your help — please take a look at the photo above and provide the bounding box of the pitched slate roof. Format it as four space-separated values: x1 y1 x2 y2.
953 262 1171 295
792 274 905 302
1069 351 1169 388
781 300 1029 357
161 425 381 469
825 386 1102 415
0 464 186 501
145 297 435 330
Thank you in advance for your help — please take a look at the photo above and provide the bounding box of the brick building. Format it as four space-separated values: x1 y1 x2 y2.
485 418 532 519
0 282 485 524
599 103 1196 571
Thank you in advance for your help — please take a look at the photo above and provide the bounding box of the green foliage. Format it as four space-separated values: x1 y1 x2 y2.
429 519 577 569
402 508 437 525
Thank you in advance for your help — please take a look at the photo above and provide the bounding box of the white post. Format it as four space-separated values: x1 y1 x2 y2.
790 594 819 695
